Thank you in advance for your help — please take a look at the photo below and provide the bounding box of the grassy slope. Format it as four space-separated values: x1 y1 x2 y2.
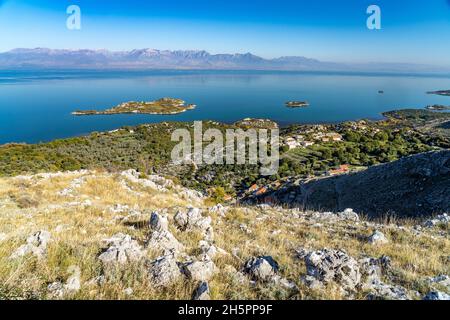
0 170 448 299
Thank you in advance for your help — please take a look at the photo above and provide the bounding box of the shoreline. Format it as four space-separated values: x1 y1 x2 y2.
1 108 441 146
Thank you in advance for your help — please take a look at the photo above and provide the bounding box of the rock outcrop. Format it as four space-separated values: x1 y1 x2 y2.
98 233 145 265
253 151 450 218
149 253 183 288
303 249 361 292
11 230 51 259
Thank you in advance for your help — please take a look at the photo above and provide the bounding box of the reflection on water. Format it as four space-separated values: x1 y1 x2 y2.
1 70 450 144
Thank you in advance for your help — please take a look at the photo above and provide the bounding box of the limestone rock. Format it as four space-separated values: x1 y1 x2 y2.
123 287 134 296
272 275 299 293
174 210 188 229
366 281 410 300
337 208 360 222
47 265 81 298
174 207 211 232
243 256 279 282
368 230 389 245
423 291 450 300
149 211 169 232
98 233 144 264
192 281 211 300
304 249 361 291
209 204 228 217
423 213 450 228
199 241 218 259
359 256 388 286
11 230 51 259
426 274 450 290
65 266 81 292
146 229 184 253
183 256 216 281
149 253 183 288
47 282 65 298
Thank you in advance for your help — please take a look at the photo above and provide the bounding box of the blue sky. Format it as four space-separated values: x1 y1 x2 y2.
0 0 449 65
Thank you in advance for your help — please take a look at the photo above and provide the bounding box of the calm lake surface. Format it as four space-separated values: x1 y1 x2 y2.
1 70 450 144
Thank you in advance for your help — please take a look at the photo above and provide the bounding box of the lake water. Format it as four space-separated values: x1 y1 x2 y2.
1 70 450 144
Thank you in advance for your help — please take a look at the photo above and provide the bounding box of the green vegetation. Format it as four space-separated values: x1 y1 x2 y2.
0 110 448 195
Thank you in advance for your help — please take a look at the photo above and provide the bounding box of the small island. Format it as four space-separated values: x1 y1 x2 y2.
72 98 196 116
427 90 450 97
285 101 309 108
426 104 450 111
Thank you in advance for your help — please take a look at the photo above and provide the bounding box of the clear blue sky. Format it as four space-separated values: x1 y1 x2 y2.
0 0 449 65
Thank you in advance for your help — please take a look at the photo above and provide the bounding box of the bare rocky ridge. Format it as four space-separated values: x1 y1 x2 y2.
251 150 450 218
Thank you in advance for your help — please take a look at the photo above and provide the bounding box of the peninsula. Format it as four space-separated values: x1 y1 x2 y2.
72 98 196 116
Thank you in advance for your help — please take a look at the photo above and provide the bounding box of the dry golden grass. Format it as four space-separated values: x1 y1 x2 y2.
0 171 448 300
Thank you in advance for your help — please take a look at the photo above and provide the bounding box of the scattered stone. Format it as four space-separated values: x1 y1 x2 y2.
192 281 211 300
98 233 145 264
243 256 279 282
121 169 169 192
366 282 410 300
239 224 252 234
149 253 183 288
65 265 81 292
304 249 361 291
337 208 360 222
423 291 450 300
47 266 81 298
359 256 392 286
367 230 389 245
177 189 204 202
173 207 213 241
11 230 51 259
109 204 130 214
426 275 450 290
47 282 65 298
272 275 299 293
199 241 217 259
209 204 228 217
174 210 188 230
149 211 169 232
183 256 216 281
123 287 134 296
187 207 211 230
294 248 311 260
423 214 450 228
300 275 325 290
146 229 184 253
204 226 214 242
57 176 86 197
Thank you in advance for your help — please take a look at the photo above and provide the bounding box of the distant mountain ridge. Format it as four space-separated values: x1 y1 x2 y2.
0 48 448 73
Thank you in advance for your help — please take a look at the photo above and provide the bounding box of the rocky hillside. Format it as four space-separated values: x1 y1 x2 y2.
250 150 450 218
0 170 448 300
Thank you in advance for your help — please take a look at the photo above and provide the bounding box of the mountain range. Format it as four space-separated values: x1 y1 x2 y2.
0 48 448 73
